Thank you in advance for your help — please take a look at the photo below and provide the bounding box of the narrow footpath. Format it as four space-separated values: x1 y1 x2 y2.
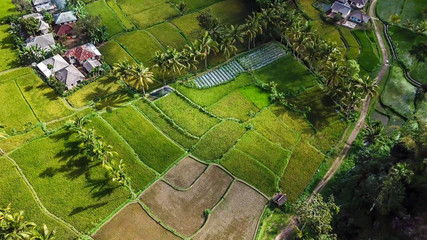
275 0 389 238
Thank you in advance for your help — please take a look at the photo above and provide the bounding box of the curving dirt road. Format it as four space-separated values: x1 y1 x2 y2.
275 0 389 239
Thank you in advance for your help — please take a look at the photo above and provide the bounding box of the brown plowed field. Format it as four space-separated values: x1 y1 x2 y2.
194 181 268 240
140 165 233 236
92 203 181 240
163 156 207 189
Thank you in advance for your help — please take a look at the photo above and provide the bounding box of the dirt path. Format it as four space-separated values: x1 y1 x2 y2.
275 1 389 239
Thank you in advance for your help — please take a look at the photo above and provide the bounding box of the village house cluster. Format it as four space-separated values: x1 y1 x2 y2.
330 0 371 28
24 0 102 90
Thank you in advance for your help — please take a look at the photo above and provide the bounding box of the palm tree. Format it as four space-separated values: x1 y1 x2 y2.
0 204 38 239
244 14 263 49
105 160 136 198
180 47 199 78
195 32 218 69
357 75 378 99
112 61 132 82
321 60 343 87
128 63 155 95
224 24 245 46
363 120 384 144
219 37 238 59
152 50 168 84
165 47 185 79
36 224 56 240
51 42 67 55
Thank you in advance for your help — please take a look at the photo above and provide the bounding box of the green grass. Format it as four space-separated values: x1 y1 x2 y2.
298 0 319 20
94 91 135 111
85 0 125 36
86 117 157 190
0 158 77 239
376 0 405 22
255 55 317 93
174 73 253 107
99 41 136 66
339 28 360 60
388 26 427 84
45 108 95 131
16 72 74 122
0 81 38 133
415 97 427 125
9 131 132 232
310 120 347 154
0 127 44 153
116 0 179 28
171 12 204 41
269 104 316 137
66 77 124 108
353 30 380 73
288 86 339 131
210 0 251 25
400 0 426 24
155 92 220 136
192 120 246 161
249 109 300 150
0 0 16 19
170 0 222 12
133 99 198 149
0 68 33 83
101 105 184 173
236 131 290 176
116 30 164 66
105 0 135 30
147 22 188 49
208 91 259 121
239 85 271 109
279 141 325 201
0 24 19 72
381 65 416 118
221 148 277 196
313 20 345 49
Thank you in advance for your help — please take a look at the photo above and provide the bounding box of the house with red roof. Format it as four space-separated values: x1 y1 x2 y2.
54 23 74 38
64 43 101 65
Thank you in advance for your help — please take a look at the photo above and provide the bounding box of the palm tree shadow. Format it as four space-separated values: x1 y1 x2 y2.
69 202 109 216
85 171 119 200
95 91 134 111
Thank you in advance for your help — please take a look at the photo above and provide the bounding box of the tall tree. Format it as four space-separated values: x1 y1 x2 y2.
294 194 339 240
128 63 155 95
195 32 218 69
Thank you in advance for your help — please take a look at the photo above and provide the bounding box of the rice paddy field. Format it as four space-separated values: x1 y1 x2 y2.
0 1 355 239
0 46 347 238
387 26 427 85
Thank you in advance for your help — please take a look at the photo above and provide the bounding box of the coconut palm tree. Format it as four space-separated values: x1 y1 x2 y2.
363 120 384 144
128 63 155 95
180 46 199 78
0 204 37 239
195 32 218 69
112 61 132 82
219 37 238 59
165 47 185 79
224 24 245 46
153 50 168 84
322 60 344 87
105 160 136 198
357 75 378 99
36 224 56 240
244 14 263 49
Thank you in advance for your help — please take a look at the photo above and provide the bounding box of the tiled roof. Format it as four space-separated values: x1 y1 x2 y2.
349 11 371 23
331 1 352 16
54 23 74 36
54 11 77 25
83 59 102 73
65 43 101 62
55 64 85 88
25 33 55 50
37 54 69 78
350 0 368 5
